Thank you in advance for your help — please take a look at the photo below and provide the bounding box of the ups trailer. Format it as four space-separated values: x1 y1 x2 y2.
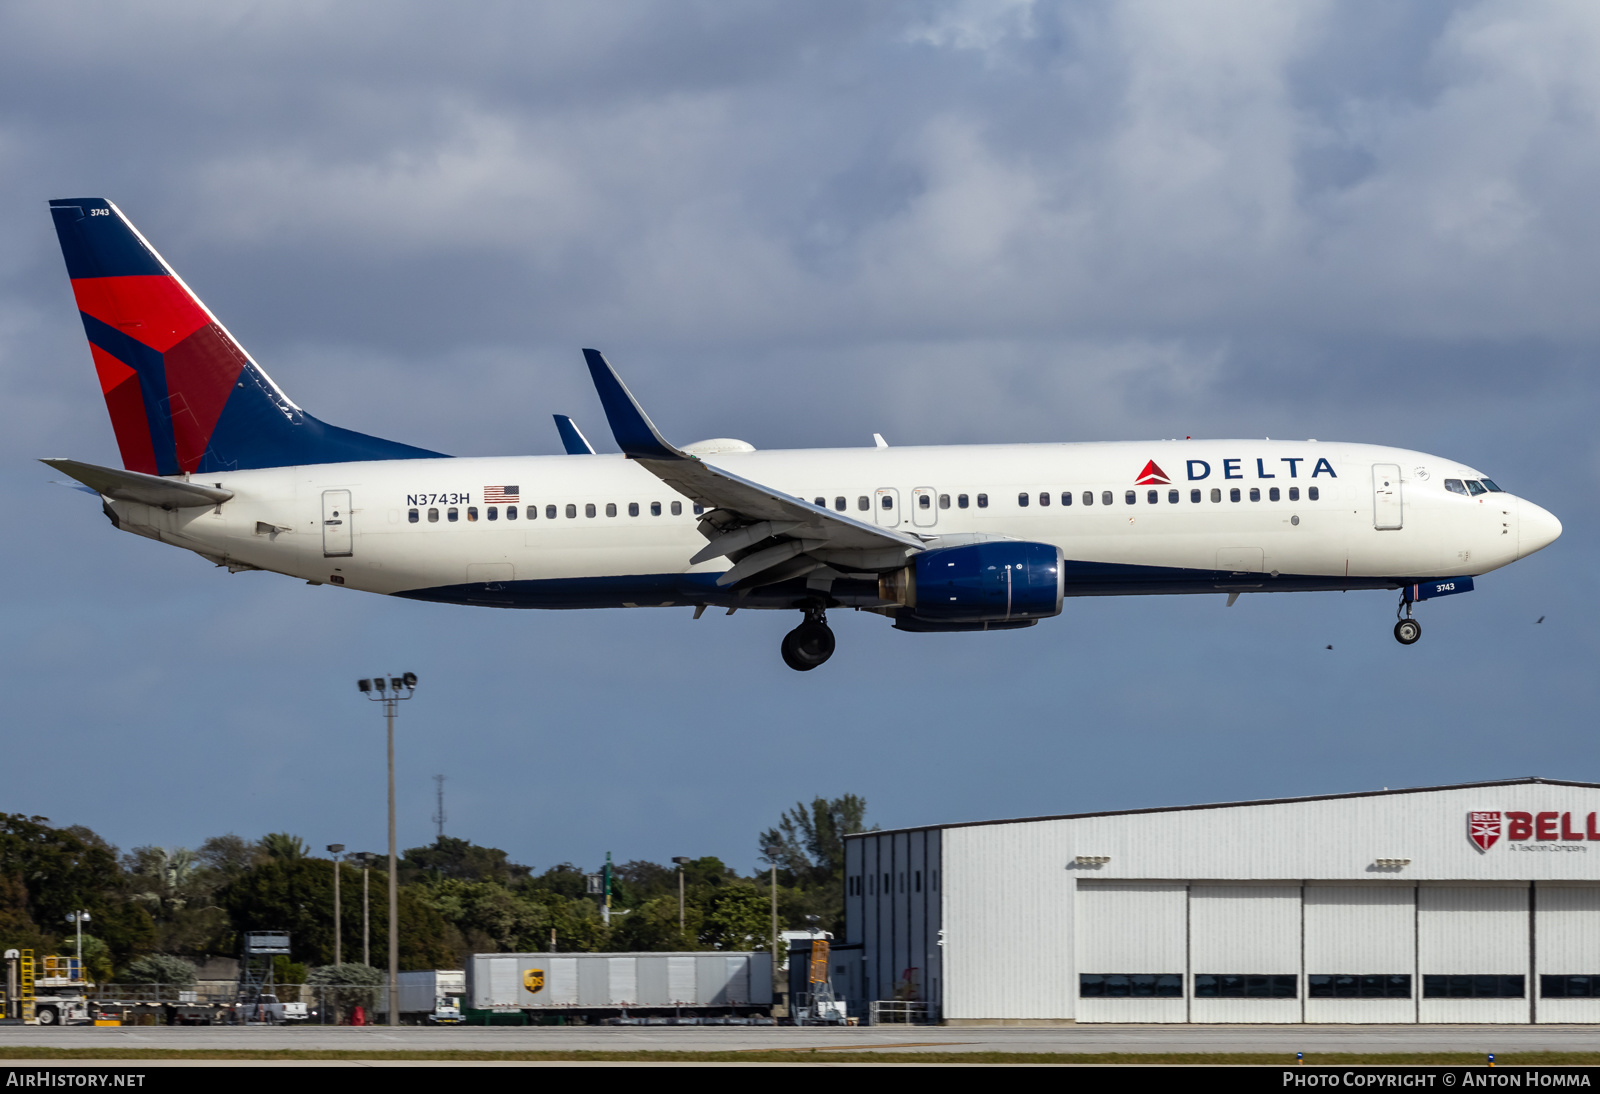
465 952 772 1024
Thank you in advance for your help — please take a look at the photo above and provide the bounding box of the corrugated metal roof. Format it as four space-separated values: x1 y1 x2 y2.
845 777 1600 840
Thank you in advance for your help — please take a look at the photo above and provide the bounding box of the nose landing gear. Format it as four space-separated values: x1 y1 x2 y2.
1394 597 1422 645
781 603 836 671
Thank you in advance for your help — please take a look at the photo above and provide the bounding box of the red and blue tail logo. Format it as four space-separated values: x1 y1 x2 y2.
49 198 445 475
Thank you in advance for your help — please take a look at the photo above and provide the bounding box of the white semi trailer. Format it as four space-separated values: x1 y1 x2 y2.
466 952 772 1022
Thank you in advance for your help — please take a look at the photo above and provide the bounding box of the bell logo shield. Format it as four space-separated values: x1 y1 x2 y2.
524 968 545 994
1469 811 1502 852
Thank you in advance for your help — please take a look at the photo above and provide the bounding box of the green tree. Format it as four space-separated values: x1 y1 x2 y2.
700 886 771 952
121 954 196 986
401 837 530 884
758 795 872 886
259 833 309 861
0 815 154 966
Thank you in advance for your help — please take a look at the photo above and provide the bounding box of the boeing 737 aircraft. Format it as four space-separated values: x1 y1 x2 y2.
43 198 1562 670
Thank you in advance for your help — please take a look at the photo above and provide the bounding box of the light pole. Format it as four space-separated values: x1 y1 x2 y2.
326 844 345 966
351 852 376 967
64 911 90 974
671 857 689 933
358 672 417 1027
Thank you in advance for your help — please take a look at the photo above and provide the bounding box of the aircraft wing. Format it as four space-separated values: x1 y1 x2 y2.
41 458 233 509
583 349 922 587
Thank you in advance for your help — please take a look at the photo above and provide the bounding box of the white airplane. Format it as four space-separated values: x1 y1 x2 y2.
43 198 1562 670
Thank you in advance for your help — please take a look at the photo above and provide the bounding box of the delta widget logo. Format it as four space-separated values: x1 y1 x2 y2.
1135 461 1170 486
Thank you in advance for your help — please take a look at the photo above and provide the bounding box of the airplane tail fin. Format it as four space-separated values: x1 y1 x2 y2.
48 198 445 474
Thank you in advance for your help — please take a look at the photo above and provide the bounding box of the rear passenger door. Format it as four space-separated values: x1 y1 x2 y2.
322 490 353 556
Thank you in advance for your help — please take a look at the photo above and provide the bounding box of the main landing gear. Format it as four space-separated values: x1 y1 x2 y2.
781 603 836 672
1394 597 1422 645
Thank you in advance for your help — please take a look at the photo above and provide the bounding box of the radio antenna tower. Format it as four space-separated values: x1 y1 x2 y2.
432 774 447 841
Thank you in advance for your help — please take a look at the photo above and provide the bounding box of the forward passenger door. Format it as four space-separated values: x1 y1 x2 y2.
1372 465 1402 531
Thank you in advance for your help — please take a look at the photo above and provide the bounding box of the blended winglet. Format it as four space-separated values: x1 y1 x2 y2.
552 414 596 456
582 349 685 461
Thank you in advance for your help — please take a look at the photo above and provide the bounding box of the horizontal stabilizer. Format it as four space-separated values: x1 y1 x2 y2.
41 458 232 509
553 414 596 455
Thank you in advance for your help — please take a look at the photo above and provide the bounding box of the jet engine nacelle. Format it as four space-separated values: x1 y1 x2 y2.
879 541 1064 624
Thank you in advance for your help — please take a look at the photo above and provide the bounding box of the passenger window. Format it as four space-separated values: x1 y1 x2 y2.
605 503 617 517
1017 492 1029 507
651 501 662 516
467 507 478 521
1062 492 1073 507
546 505 557 519
1480 479 1503 492
958 494 969 509
814 497 825 507
939 494 950 509
487 506 498 521
1147 490 1157 504
919 494 931 509
1269 487 1279 502
448 507 459 522
1210 488 1221 502
507 505 518 520
408 508 419 523
1466 480 1486 496
1039 492 1050 507
1083 491 1094 506
693 504 704 515
1168 489 1178 504
1248 488 1260 502
835 496 846 511
1229 488 1241 502
585 503 596 518
628 502 639 517
1124 491 1135 505
1102 491 1113 506
1190 489 1201 503
565 504 576 519
671 501 683 515
1444 479 1468 495
858 496 869 511
977 494 989 508
1288 487 1299 502
881 495 894 510
427 508 439 522
1308 487 1319 501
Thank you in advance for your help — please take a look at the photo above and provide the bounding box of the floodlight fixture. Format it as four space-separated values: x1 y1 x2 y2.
672 857 690 865
402 672 418 688
327 843 345 855
358 679 371 693
375 676 387 692
390 677 403 692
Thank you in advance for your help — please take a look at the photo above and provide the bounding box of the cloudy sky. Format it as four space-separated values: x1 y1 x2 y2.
0 1 1594 873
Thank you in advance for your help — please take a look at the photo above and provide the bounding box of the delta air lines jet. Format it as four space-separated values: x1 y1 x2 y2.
42 199 1562 670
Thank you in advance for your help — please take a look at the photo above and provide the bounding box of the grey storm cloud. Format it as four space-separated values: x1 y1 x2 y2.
0 2 1592 864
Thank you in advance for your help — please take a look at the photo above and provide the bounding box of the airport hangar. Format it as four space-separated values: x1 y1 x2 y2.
838 778 1600 1024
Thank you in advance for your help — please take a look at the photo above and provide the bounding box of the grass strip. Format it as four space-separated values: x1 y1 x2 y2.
0 1049 1598 1065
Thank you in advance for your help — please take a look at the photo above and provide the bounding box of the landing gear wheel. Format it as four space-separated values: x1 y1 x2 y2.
1394 618 1422 645
781 621 836 671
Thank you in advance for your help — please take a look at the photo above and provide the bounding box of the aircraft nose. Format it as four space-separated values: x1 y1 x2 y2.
1518 499 1562 559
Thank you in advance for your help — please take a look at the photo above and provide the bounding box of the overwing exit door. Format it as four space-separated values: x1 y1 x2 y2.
911 487 938 527
874 488 901 527
322 489 353 556
1372 465 1402 530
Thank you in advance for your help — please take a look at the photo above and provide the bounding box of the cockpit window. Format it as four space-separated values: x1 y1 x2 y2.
1480 478 1503 492
1444 479 1468 496
1466 480 1487 496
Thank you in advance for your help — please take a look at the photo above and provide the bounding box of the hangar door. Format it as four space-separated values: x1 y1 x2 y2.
1303 884 1416 1024
1075 882 1187 1023
1535 885 1600 1024
1190 885 1302 1023
1418 884 1529 1024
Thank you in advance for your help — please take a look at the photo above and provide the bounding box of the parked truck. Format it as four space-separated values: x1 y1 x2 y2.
466 952 772 1023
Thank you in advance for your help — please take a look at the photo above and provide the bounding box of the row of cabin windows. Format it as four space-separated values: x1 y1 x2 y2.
409 501 699 523
814 495 989 511
1020 486 1319 507
846 870 938 896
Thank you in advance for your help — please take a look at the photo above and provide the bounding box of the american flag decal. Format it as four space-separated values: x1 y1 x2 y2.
483 485 520 504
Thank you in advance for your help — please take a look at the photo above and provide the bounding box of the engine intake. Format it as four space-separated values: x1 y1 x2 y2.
879 541 1064 623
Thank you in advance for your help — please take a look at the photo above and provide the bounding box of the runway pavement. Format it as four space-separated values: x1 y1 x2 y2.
0 1023 1595 1055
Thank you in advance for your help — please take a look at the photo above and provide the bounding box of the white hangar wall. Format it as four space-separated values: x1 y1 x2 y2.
844 779 1600 1024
